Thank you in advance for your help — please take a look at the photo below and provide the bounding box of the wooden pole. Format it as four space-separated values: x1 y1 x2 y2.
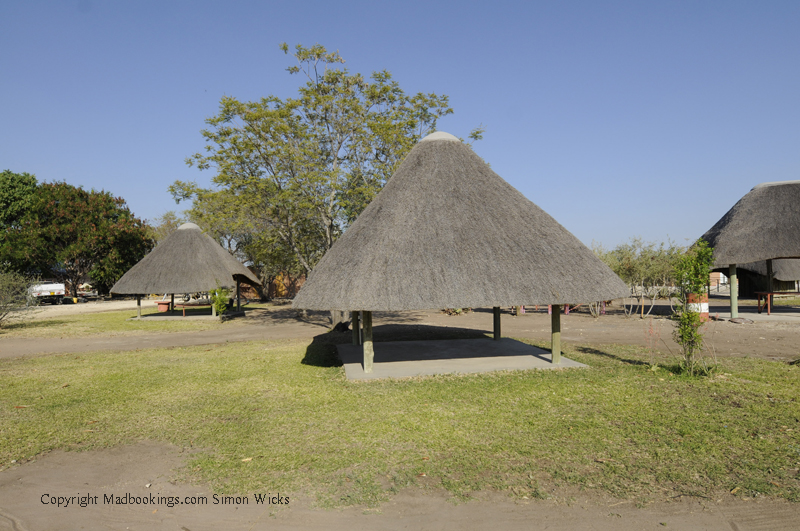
767 258 774 293
514 305 521 317
729 264 738 319
493 306 501 340
352 311 361 345
551 304 561 364
766 258 774 313
136 295 141 320
236 280 241 311
170 293 174 313
362 311 374 373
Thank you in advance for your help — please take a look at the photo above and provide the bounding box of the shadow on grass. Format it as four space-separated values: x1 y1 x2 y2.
2 318 70 332
301 323 491 368
575 346 649 367
134 308 214 319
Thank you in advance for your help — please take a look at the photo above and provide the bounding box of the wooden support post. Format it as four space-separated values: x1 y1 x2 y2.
767 258 774 294
551 304 561 364
136 295 141 320
352 311 361 345
362 311 374 373
493 306 501 340
212 298 217 317
766 259 775 314
514 305 521 317
236 280 241 312
170 293 174 312
729 264 738 319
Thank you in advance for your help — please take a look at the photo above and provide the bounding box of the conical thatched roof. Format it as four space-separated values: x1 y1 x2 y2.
111 223 261 294
701 180 800 267
293 132 628 311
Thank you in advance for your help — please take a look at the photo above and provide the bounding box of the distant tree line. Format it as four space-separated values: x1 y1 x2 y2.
0 169 153 296
593 237 686 316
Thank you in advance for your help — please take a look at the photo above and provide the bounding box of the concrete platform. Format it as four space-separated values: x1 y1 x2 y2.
337 337 586 381
708 303 800 322
125 311 247 321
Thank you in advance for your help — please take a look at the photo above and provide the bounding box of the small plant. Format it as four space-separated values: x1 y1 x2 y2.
671 239 714 376
209 286 230 317
0 269 39 329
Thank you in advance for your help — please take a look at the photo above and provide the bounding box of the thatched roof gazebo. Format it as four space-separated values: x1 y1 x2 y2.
111 223 261 318
701 180 800 318
293 132 628 372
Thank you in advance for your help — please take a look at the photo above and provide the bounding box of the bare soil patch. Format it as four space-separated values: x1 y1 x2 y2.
1 441 798 530
3 300 800 361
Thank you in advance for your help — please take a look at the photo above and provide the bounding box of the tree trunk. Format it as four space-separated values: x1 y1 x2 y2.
253 283 268 301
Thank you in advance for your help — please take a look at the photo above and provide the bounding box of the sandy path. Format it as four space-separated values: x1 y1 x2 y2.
1 441 798 531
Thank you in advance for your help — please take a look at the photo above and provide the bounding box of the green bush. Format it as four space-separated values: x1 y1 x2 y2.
209 286 230 317
671 240 714 376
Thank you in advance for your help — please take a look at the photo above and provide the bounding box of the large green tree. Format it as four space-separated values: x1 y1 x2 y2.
1 182 153 295
177 43 469 276
0 169 38 230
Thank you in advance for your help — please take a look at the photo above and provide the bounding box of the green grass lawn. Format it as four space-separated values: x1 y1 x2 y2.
1 301 282 339
0 306 252 338
1 337 798 507
773 297 800 307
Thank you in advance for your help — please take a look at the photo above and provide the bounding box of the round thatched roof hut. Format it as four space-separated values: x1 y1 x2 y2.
293 131 628 371
111 223 260 296
700 180 800 317
702 181 800 266
294 132 627 311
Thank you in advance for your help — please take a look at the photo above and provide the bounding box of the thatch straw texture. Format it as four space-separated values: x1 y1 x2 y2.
733 259 800 281
293 133 628 311
111 223 261 294
701 180 800 267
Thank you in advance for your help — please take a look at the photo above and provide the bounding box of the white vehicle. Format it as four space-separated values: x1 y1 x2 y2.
29 281 66 304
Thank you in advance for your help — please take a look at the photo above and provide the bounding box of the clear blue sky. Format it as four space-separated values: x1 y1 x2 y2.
3 0 799 249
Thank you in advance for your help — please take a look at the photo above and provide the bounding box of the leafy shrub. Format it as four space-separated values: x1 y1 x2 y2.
0 269 38 328
209 286 230 317
671 240 714 376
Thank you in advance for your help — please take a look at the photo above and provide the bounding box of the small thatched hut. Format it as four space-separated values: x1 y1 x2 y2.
701 180 800 317
111 223 261 317
293 131 628 371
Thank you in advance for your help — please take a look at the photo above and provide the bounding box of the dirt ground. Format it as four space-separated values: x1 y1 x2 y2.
1 299 799 530
2 441 799 531
3 297 800 362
